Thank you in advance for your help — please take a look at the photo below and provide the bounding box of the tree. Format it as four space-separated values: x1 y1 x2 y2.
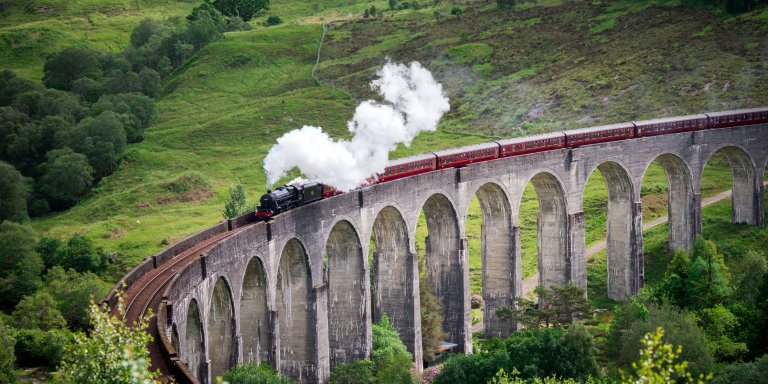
451 7 463 18
609 303 713 378
733 250 767 306
389 0 399 10
497 284 591 329
686 239 731 308
712 353 768 384
371 315 414 384
14 328 72 369
0 70 41 107
497 0 516 9
12 290 66 331
624 327 712 384
43 47 102 91
369 6 378 17
0 221 43 306
0 322 17 383
698 305 747 362
211 0 270 21
54 235 109 273
59 295 160 383
0 161 30 222
44 266 110 330
130 18 167 48
138 68 161 97
37 148 94 209
420 275 447 361
223 183 248 219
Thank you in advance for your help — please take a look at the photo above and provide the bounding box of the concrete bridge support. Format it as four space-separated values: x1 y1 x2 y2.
422 193 470 353
476 183 520 339
208 278 236 380
370 207 422 364
655 154 696 252
277 239 317 381
185 300 206 383
531 173 571 288
325 221 368 367
240 258 270 365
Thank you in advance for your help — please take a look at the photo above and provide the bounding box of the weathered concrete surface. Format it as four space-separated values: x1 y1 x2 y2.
163 124 767 383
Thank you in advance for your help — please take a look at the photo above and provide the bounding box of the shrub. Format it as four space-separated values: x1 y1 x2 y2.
371 315 415 384
329 359 374 384
12 290 66 331
0 322 16 383
222 363 294 384
14 328 72 369
420 275 446 362
0 221 43 306
265 15 282 26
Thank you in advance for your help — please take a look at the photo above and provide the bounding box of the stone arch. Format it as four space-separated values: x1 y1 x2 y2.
240 256 271 365
702 145 757 225
584 161 637 300
185 299 206 383
325 220 367 367
643 153 695 252
420 193 468 352
469 182 518 338
277 238 316 380
208 277 236 380
524 172 569 288
370 206 418 358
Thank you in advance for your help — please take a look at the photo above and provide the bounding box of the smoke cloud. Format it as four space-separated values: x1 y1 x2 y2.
263 61 450 191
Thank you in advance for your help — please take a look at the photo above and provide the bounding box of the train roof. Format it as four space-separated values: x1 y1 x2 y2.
385 152 436 167
495 131 566 146
566 122 635 135
705 107 768 118
433 141 500 157
633 113 708 126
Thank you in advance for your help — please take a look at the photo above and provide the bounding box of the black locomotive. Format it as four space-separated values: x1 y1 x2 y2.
256 182 325 221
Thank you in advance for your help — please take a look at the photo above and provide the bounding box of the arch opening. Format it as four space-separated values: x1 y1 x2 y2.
171 323 180 353
185 300 206 383
417 193 467 353
208 277 236 380
325 220 366 367
277 239 316 380
370 206 417 358
525 173 569 288
467 183 517 338
582 162 635 302
701 147 756 225
240 257 271 366
642 154 694 253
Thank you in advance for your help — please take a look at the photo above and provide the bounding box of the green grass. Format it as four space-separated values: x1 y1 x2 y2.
0 0 759 285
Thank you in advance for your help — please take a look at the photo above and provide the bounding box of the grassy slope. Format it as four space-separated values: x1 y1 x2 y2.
0 0 759 283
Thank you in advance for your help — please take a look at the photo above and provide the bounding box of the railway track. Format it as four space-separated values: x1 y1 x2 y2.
120 226 250 381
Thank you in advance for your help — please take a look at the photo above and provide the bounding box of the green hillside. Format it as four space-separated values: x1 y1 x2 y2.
0 0 763 281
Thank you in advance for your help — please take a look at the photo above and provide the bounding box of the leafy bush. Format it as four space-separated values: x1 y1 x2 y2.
222 363 294 384
0 221 42 306
329 359 374 384
0 322 16 383
435 326 598 384
13 328 72 369
265 15 282 26
371 315 415 384
11 290 66 331
43 266 110 330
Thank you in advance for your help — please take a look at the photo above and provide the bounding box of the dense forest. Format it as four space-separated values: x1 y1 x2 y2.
0 0 767 382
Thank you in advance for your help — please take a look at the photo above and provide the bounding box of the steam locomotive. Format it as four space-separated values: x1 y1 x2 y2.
256 107 768 221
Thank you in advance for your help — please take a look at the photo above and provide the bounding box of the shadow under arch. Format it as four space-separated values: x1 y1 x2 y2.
583 161 638 300
325 220 367 367
208 276 236 380
642 153 695 252
524 172 569 288
276 238 316 380
240 256 271 366
185 299 206 383
469 182 518 338
420 193 468 352
370 206 418 359
702 145 757 225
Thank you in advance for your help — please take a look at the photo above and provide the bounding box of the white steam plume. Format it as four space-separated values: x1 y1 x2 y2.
263 61 450 191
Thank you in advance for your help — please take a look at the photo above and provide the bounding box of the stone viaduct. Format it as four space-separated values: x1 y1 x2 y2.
156 124 766 383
